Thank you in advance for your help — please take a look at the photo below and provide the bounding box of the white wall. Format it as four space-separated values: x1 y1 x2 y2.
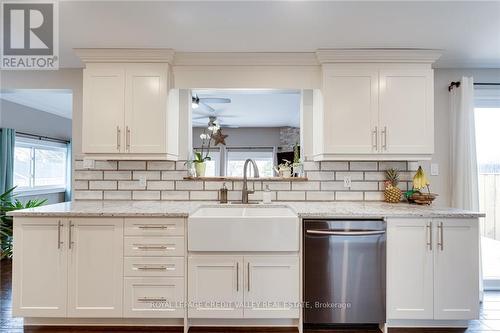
0 99 72 140
430 68 500 206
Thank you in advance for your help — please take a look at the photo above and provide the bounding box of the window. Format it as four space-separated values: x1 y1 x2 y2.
14 137 68 193
225 148 274 177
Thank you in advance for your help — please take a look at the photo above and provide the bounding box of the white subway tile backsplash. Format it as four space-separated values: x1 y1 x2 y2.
89 180 117 190
133 191 160 200
104 191 132 200
73 159 410 203
74 170 103 180
118 161 146 170
133 171 161 180
147 181 175 190
74 190 103 200
277 191 306 201
161 191 189 200
104 171 132 180
321 162 349 171
147 161 175 171
306 191 335 201
350 161 378 171
306 171 334 181
335 191 364 201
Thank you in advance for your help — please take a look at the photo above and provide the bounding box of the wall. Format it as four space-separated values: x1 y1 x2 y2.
0 99 72 140
192 127 281 148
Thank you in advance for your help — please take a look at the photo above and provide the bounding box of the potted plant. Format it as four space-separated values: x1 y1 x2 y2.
190 120 224 177
1 187 47 259
292 143 303 177
274 159 292 178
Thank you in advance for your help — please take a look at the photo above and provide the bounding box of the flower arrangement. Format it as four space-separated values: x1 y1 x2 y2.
189 120 226 177
274 159 293 178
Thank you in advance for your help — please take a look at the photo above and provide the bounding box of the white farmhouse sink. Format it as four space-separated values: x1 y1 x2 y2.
188 204 299 252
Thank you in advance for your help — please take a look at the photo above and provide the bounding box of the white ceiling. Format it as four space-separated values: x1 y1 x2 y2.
59 1 500 68
192 89 301 128
0 90 73 119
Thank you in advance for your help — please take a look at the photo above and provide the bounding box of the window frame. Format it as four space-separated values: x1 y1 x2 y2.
14 136 68 196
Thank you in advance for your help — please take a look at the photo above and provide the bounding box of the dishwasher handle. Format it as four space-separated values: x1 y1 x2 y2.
306 230 385 236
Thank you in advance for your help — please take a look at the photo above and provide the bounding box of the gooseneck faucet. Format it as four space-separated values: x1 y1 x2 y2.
242 159 260 204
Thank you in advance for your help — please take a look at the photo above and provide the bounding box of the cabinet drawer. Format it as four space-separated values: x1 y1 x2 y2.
124 218 184 236
124 277 184 318
124 257 184 277
124 237 184 257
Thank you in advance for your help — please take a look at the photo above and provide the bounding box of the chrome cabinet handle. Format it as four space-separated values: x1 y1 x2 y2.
135 245 170 250
236 262 239 292
116 126 121 150
57 220 63 249
126 126 131 151
437 221 444 251
372 127 378 150
136 225 174 229
381 126 387 151
306 230 385 236
426 221 432 251
247 262 250 292
68 221 74 249
136 265 169 271
138 297 167 302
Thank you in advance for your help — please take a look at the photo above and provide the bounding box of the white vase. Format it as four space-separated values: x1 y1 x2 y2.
194 162 206 177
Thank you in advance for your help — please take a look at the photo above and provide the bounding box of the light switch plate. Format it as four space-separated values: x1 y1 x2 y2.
344 176 352 188
431 163 439 176
138 175 147 187
83 158 95 169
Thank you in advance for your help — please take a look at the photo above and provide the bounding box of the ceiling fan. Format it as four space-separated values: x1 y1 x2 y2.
191 94 231 112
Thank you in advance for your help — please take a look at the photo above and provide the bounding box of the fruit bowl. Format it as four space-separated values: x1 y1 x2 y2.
408 192 438 205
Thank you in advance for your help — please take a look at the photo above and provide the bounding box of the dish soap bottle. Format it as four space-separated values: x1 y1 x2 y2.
219 183 228 204
262 185 272 204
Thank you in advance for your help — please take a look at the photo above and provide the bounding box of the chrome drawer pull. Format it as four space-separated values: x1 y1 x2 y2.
137 224 174 229
136 265 168 271
137 297 167 302
134 244 175 250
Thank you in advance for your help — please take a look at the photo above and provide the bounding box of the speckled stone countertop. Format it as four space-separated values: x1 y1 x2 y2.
7 200 484 219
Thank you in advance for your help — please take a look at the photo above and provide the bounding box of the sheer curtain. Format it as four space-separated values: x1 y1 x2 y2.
450 77 479 211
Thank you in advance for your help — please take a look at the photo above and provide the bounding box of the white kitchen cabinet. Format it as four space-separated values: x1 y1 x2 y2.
82 64 126 154
12 218 68 317
188 255 244 318
433 219 480 320
313 63 435 161
243 256 299 319
387 218 480 321
82 62 178 160
320 68 379 154
379 69 434 155
67 218 123 317
387 218 434 319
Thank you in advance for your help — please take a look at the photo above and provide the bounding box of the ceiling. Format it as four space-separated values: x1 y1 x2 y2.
0 90 73 119
58 1 500 68
192 89 301 128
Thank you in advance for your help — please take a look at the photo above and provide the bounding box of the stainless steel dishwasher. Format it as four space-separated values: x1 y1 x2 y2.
303 219 386 326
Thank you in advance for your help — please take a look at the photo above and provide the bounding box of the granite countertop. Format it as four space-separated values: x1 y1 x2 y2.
7 200 485 219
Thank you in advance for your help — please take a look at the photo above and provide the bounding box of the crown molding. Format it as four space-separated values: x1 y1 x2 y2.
74 48 175 63
173 52 319 66
316 48 442 64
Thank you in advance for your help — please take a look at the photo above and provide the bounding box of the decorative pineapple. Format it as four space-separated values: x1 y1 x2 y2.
384 168 402 203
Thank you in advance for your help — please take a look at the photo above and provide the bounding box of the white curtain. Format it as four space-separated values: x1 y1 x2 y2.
450 77 479 211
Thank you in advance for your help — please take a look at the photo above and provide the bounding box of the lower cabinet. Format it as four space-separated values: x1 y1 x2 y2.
13 217 123 318
188 255 299 319
387 218 479 321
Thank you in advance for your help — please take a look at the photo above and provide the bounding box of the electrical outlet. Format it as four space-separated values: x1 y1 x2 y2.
344 176 352 188
83 158 95 169
138 175 147 187
431 163 439 176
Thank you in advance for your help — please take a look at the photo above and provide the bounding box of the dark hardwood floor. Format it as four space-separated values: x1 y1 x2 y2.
1 259 499 333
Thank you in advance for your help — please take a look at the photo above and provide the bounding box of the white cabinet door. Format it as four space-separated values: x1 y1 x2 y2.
379 69 434 154
243 256 299 319
83 63 126 154
188 255 243 318
322 68 379 154
125 63 168 154
12 218 68 317
387 218 434 319
434 218 480 320
67 218 123 317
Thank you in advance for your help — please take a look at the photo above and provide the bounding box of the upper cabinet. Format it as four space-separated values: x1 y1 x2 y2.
313 50 439 161
77 49 179 160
